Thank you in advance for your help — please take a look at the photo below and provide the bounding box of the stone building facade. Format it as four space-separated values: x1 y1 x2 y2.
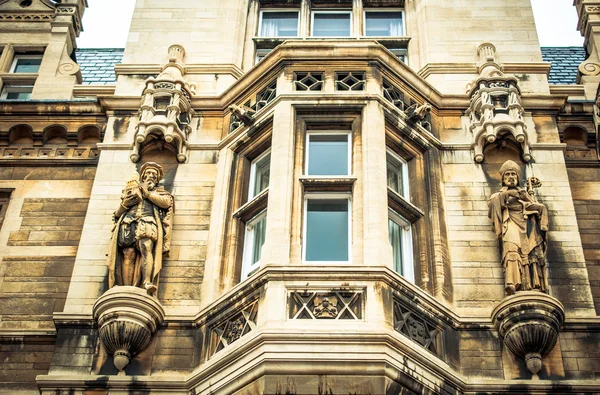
1 0 600 394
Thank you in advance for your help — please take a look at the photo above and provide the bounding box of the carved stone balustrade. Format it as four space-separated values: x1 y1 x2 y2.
92 286 165 375
131 44 195 163
491 292 565 376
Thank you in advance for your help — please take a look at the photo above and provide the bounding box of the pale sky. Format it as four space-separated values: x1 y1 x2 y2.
76 0 584 49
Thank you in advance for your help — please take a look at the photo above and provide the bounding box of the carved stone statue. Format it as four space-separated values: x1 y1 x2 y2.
488 160 549 295
107 162 173 294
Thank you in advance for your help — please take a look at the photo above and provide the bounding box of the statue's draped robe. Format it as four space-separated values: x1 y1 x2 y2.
107 187 173 289
488 187 549 292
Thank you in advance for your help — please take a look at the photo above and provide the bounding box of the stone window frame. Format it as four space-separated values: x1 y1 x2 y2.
227 122 273 284
293 110 360 265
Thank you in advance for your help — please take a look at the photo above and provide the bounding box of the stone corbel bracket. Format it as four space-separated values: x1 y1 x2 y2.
466 76 531 163
92 286 165 375
131 79 194 163
491 291 565 376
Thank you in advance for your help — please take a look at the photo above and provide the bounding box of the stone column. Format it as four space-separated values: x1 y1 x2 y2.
361 100 393 267
260 101 295 266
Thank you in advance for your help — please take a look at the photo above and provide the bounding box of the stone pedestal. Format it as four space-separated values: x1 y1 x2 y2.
491 291 565 376
92 286 165 375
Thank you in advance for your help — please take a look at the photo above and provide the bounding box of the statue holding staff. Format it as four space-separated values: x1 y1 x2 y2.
488 160 549 295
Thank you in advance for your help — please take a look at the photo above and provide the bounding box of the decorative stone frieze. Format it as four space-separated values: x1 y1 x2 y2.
131 45 195 163
466 44 531 163
393 297 444 357
288 290 363 320
492 292 565 375
208 299 258 357
92 286 165 375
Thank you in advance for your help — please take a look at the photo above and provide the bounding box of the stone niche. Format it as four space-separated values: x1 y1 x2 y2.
466 43 532 164
130 44 195 164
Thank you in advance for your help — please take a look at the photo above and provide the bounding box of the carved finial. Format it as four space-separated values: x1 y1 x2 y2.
168 44 186 64
477 42 503 77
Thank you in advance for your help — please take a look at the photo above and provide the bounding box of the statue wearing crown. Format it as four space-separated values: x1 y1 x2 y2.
107 162 173 294
488 160 549 295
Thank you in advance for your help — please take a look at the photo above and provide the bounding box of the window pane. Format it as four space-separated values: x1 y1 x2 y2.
14 58 42 73
5 88 33 100
253 153 270 197
388 218 403 274
308 134 349 175
306 199 349 261
313 13 351 36
365 12 403 36
260 12 298 36
251 215 267 265
387 157 404 195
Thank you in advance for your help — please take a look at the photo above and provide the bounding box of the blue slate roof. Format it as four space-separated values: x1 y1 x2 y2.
75 48 124 85
541 46 586 85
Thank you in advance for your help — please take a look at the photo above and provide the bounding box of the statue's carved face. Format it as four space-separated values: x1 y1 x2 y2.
502 170 519 188
142 168 159 190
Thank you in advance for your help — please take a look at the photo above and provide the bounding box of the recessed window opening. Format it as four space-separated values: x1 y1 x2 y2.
389 209 413 282
11 55 42 73
242 210 267 279
364 11 404 36
306 132 351 176
2 85 33 100
249 150 271 200
259 10 299 37
311 11 352 36
387 150 409 198
304 195 351 263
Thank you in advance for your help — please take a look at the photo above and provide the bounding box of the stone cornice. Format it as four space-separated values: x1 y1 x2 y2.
114 63 244 79
549 84 587 97
418 62 551 79
73 84 116 96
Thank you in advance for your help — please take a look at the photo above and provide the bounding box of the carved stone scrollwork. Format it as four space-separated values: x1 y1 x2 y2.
131 44 195 163
92 286 165 375
492 292 565 376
